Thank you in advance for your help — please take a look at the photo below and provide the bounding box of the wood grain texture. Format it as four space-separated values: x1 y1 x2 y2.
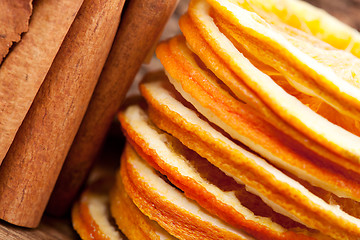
0 217 78 240
0 0 83 165
0 0 124 228
47 0 179 216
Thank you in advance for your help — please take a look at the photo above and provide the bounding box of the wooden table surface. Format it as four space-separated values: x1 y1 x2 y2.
0 216 78 240
0 0 358 239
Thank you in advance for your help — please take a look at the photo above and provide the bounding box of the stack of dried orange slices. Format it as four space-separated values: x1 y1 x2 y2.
72 0 360 239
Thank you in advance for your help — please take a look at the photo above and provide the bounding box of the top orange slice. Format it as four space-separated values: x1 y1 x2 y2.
209 0 360 138
210 0 360 122
227 0 360 57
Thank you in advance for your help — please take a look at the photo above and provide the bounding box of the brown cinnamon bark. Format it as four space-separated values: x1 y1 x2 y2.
0 0 125 228
47 0 179 216
0 0 33 63
0 0 83 165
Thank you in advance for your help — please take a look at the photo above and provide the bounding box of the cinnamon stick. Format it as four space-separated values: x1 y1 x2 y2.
0 0 83 164
0 0 125 228
47 0 179 216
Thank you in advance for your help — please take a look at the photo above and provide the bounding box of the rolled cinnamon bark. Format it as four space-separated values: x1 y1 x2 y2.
47 0 179 216
0 0 125 228
0 0 83 164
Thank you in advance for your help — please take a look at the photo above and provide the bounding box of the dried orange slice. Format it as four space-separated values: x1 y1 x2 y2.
207 1 360 139
178 13 360 175
120 143 253 240
118 94 329 240
72 178 123 240
207 0 360 121
186 0 360 173
139 73 360 240
211 1 360 137
155 35 360 202
227 0 360 57
110 169 175 240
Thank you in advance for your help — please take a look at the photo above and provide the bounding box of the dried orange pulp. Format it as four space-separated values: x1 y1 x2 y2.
226 0 360 57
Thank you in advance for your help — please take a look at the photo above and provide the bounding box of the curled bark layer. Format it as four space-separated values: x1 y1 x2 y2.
0 0 33 63
0 0 83 165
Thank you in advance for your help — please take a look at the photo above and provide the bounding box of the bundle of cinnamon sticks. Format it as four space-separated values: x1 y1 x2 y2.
0 0 178 228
